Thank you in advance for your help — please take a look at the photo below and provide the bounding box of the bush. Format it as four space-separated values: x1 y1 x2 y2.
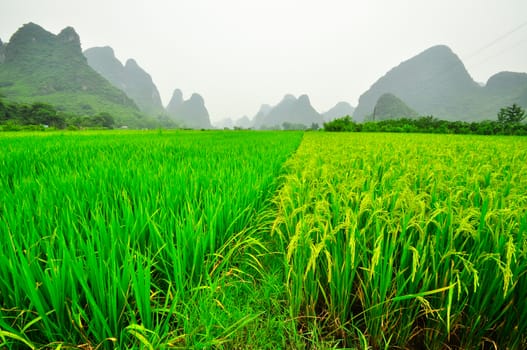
323 115 358 132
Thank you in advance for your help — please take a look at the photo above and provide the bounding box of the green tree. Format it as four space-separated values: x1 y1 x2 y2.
497 104 526 124
323 115 357 132
29 102 66 128
86 112 115 128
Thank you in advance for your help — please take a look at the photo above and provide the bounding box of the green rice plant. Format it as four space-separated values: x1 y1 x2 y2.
270 132 527 348
0 130 302 348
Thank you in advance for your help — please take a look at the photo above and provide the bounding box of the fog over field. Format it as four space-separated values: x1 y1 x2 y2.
1 0 527 121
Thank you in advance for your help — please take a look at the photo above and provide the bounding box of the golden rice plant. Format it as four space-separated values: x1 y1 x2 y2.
271 132 527 348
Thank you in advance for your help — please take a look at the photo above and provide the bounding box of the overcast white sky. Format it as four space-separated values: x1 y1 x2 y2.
2 0 527 121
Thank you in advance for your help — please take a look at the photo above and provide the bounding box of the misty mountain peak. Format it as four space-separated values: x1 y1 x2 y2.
84 46 164 115
167 89 184 109
4 22 86 66
166 89 211 129
84 46 125 83
125 58 139 69
257 104 272 116
354 44 478 121
189 93 205 104
253 93 323 129
486 71 527 93
6 22 55 52
58 26 80 44
13 22 50 38
0 22 140 121
422 44 453 55
298 94 311 104
57 27 82 56
334 101 353 109
86 46 115 58
323 101 355 122
282 94 296 102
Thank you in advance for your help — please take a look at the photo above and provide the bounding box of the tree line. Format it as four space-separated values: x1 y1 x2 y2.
324 104 527 135
0 97 115 131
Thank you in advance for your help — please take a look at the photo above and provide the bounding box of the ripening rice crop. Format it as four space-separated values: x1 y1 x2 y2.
271 132 527 349
0 130 302 349
2 130 526 349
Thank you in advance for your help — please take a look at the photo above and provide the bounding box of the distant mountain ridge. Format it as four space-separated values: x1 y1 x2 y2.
354 45 527 122
486 71 527 95
251 104 273 128
323 101 355 122
213 115 253 129
84 46 214 128
0 22 147 126
3 23 526 127
166 89 212 129
84 46 165 115
252 94 323 129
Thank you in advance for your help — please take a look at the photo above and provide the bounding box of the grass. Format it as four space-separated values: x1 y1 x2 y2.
1 130 526 349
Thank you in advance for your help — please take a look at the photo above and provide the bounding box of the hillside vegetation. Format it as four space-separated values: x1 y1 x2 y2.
366 92 419 121
354 45 527 122
0 23 158 128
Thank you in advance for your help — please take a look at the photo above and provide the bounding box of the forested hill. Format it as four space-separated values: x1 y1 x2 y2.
0 23 153 127
84 46 165 116
354 45 527 122
367 93 419 121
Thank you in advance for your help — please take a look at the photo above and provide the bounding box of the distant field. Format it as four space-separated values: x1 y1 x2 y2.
0 131 526 349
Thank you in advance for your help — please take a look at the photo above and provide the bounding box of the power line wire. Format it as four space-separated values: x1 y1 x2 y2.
471 37 527 68
413 20 527 87
464 20 527 61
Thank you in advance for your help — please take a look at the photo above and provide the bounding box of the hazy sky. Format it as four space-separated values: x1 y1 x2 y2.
2 0 527 122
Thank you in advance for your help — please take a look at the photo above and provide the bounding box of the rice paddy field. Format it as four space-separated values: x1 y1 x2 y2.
1 130 526 349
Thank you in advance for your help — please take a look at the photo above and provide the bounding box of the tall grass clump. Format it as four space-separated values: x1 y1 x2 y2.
0 130 302 349
271 132 527 348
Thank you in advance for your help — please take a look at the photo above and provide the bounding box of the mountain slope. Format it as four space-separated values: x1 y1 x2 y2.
354 45 481 121
486 71 527 95
323 101 355 121
235 116 252 128
0 23 147 126
368 93 418 121
84 46 164 115
166 89 212 129
0 38 5 64
251 104 272 128
354 45 527 122
253 94 323 129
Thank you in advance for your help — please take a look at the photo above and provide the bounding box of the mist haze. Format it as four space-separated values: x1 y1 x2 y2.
1 0 527 122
